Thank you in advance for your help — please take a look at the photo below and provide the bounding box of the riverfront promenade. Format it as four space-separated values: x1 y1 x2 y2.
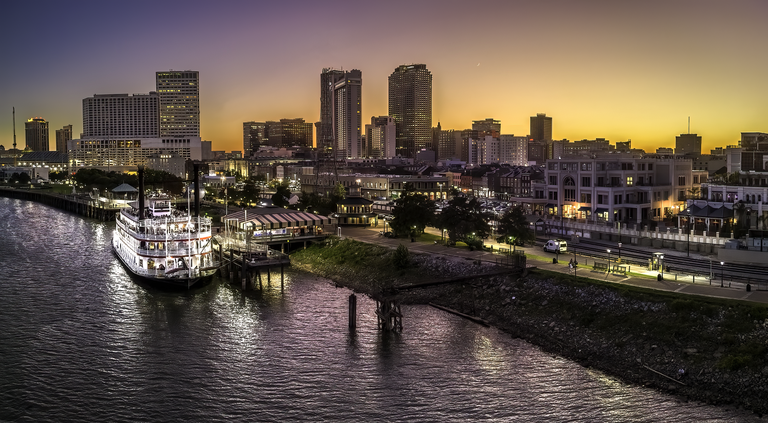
337 225 768 305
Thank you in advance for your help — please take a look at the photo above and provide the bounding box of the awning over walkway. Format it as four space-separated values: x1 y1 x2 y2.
545 203 557 208
578 206 591 211
226 209 333 230
595 208 609 213
708 206 734 218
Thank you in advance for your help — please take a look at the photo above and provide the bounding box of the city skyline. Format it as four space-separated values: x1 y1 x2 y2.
1 0 766 154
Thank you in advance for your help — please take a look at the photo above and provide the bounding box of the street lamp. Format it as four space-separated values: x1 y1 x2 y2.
221 176 228 216
439 182 443 201
660 254 665 280
720 261 724 287
618 242 622 263
607 249 611 273
687 216 691 257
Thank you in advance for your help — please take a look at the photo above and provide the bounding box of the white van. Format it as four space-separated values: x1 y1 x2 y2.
543 239 567 253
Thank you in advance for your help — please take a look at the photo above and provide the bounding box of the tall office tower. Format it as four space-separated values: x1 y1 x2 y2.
527 139 547 165
317 68 346 152
364 116 396 159
25 118 49 152
675 133 702 155
56 125 72 153
156 71 200 137
388 64 432 158
433 125 461 160
472 118 501 138
332 69 362 159
530 113 552 141
244 121 268 157
82 93 159 138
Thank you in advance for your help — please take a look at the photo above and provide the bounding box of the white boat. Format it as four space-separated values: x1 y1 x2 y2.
112 195 219 289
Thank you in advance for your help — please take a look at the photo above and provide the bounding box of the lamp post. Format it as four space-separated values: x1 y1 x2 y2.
439 182 443 201
687 216 691 257
618 242 622 263
720 261 724 287
660 254 664 281
221 176 228 216
607 249 611 273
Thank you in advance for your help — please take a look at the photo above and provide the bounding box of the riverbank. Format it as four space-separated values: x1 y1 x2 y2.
291 238 768 417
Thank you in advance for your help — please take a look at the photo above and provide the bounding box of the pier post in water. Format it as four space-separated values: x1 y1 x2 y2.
348 294 357 329
280 264 284 291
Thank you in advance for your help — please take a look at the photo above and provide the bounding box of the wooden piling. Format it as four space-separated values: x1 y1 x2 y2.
349 294 357 329
280 264 284 291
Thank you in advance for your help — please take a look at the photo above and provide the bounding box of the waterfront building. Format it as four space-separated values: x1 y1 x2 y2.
156 70 200 137
25 118 49 152
16 151 69 173
364 116 396 159
82 93 159 138
542 154 697 224
388 64 432 158
335 185 374 227
68 136 204 171
55 125 72 154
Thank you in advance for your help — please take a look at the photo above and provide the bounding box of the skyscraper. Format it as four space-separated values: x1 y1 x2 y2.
56 125 72 153
317 68 346 152
156 71 200 137
530 113 552 142
388 64 432 158
25 118 49 152
332 69 362 159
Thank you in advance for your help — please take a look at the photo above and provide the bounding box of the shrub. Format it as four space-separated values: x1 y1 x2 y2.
392 244 411 269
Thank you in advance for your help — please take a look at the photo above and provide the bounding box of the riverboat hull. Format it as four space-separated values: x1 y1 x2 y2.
112 239 215 290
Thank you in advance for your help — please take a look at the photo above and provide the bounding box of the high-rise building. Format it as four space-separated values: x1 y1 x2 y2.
82 93 159 138
388 64 432 158
317 68 346 152
25 118 49 152
279 118 313 147
675 133 702 155
433 122 462 161
55 125 72 153
530 113 552 142
333 69 362 159
530 113 552 158
499 135 528 166
156 71 200 137
364 116 396 159
472 118 501 138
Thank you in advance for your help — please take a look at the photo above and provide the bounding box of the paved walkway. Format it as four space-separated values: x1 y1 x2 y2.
337 226 768 305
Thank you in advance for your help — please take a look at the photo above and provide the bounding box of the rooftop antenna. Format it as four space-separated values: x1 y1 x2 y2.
688 116 690 134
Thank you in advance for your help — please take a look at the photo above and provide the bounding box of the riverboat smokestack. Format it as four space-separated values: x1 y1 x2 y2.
193 163 200 218
138 166 145 220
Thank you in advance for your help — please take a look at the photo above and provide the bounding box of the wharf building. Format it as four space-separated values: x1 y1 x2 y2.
25 118 49 152
68 70 205 173
388 64 432 158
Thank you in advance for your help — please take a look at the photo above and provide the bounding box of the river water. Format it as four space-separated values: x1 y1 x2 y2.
0 197 761 422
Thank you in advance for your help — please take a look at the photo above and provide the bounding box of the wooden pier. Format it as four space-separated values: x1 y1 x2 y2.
214 236 292 291
0 188 120 221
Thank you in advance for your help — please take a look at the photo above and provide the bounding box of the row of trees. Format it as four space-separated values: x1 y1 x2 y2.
388 183 535 250
72 168 185 195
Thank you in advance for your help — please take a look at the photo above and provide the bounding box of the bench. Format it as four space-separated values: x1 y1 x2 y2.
611 265 627 275
593 262 608 271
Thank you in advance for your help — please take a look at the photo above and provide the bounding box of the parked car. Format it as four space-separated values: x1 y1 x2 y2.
543 239 567 253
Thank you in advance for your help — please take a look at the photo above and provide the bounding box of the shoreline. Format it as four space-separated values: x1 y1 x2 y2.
290 238 768 419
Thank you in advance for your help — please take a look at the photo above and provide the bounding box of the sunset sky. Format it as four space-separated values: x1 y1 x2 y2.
1 0 766 154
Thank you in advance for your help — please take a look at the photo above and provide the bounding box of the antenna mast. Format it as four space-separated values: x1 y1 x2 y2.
688 116 690 134
12 107 18 167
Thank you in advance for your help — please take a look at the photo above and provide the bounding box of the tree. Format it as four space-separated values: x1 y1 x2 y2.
389 183 435 238
435 195 490 248
496 206 535 251
240 179 261 207
271 180 291 207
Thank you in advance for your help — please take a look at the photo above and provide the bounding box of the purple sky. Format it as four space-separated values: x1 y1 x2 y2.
2 0 766 153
